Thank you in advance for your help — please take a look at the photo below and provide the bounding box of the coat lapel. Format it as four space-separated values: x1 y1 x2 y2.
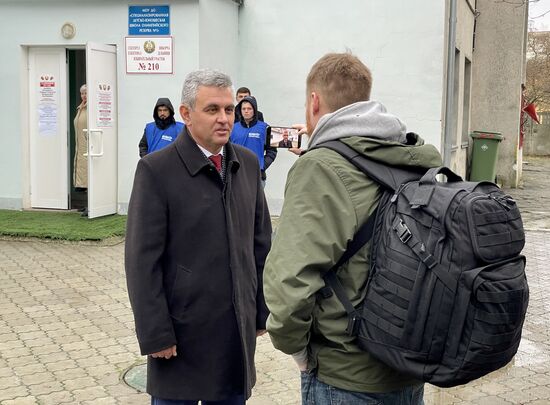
174 127 211 176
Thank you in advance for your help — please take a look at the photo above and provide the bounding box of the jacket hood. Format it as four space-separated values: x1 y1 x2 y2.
154 97 176 129
309 101 442 169
309 101 407 148
341 133 443 170
236 96 258 127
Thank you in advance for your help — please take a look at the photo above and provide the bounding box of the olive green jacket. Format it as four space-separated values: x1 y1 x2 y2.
264 106 442 393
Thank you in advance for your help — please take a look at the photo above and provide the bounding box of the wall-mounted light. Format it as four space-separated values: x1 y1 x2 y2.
61 22 76 39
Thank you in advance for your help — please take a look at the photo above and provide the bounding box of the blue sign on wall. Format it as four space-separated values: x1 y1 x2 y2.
129 5 170 35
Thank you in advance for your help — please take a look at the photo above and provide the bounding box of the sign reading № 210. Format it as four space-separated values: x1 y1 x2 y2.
128 5 170 35
125 37 173 74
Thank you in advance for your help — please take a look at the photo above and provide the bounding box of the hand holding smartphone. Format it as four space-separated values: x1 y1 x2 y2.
267 126 302 149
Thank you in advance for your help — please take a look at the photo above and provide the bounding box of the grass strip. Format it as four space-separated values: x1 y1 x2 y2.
0 209 126 241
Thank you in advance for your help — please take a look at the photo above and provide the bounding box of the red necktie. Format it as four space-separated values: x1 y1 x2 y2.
209 154 222 173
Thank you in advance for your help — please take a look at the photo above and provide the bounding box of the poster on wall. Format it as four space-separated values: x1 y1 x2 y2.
125 36 173 74
37 75 57 135
96 83 114 128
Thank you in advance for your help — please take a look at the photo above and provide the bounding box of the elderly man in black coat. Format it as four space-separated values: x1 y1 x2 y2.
125 69 272 405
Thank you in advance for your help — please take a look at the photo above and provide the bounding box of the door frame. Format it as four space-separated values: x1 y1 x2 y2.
22 43 120 213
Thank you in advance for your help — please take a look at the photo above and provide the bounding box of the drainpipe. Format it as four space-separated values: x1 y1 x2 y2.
443 0 458 167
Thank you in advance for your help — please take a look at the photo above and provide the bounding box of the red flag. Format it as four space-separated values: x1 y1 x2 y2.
523 102 540 124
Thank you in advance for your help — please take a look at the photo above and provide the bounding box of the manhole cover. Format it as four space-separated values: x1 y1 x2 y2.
123 363 147 392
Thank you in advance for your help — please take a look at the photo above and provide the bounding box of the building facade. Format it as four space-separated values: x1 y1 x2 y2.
0 0 527 216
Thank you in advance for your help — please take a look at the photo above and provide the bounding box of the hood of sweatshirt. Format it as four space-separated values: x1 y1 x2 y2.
236 96 259 128
154 97 176 130
309 100 442 169
309 100 407 148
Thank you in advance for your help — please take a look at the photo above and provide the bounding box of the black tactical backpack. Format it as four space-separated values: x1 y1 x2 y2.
317 140 529 388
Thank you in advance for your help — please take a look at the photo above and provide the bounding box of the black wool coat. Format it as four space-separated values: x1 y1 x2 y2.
125 129 272 401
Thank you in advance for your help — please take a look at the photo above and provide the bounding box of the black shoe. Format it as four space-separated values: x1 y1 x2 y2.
81 208 88 217
78 207 86 213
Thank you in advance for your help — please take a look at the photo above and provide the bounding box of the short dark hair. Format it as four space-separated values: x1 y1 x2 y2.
307 52 372 112
236 86 251 95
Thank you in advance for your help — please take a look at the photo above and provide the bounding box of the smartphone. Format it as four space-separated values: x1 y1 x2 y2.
267 126 301 149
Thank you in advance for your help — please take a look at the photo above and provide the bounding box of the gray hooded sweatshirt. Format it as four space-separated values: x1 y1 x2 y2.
308 100 408 148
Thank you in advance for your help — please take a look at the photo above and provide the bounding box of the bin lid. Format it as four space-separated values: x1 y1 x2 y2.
470 131 503 140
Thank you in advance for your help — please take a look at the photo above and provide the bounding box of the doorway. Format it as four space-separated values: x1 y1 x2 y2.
68 49 87 211
27 44 118 219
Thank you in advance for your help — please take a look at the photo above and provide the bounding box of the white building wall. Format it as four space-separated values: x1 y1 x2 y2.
0 0 239 212
446 0 476 178
199 0 239 78
5 1 497 215
237 0 447 212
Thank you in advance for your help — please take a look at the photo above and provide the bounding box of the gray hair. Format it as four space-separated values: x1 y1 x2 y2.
80 84 87 92
180 69 233 109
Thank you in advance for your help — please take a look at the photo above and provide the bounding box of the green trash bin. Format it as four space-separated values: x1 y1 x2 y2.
469 131 503 182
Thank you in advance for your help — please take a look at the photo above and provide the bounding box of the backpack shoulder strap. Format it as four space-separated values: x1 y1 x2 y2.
313 140 426 335
312 140 387 334
321 209 377 336
312 140 385 272
316 140 420 192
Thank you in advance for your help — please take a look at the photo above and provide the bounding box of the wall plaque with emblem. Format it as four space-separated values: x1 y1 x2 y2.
125 36 173 74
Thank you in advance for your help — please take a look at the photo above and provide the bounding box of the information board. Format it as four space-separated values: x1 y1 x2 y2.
129 5 170 35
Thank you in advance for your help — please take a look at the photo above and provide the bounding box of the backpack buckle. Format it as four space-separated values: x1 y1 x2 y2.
395 220 412 243
346 314 361 336
318 286 333 299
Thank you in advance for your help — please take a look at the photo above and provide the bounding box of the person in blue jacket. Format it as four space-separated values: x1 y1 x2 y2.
139 98 184 157
230 96 277 184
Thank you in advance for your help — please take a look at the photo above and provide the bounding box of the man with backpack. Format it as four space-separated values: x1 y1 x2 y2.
263 52 443 403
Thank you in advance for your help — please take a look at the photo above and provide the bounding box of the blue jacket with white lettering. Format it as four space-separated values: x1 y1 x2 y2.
144 121 184 155
139 98 184 157
230 96 275 174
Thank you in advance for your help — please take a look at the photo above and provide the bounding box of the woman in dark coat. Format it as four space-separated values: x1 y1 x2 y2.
125 69 271 404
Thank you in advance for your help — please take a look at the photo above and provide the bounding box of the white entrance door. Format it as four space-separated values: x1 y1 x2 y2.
86 42 118 219
28 48 68 209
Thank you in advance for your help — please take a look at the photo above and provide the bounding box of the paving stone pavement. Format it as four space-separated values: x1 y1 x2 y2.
0 156 549 405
